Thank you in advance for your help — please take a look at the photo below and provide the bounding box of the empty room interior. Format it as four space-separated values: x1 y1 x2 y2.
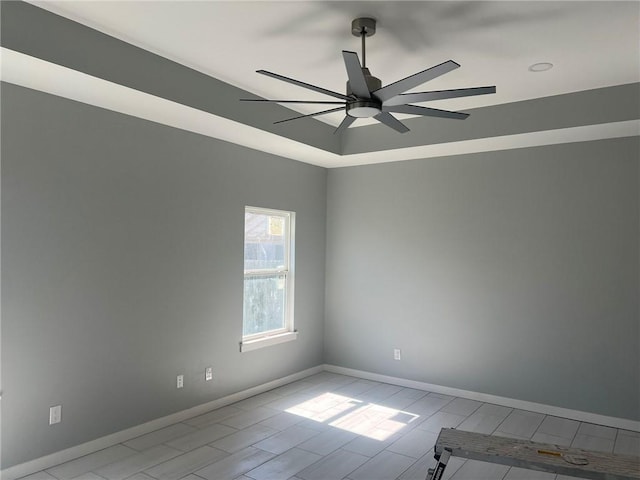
1 1 639 479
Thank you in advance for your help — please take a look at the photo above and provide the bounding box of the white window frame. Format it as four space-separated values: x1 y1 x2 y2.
240 206 296 352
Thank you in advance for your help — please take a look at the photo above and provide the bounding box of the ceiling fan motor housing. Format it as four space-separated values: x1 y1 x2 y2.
346 67 381 95
346 67 382 117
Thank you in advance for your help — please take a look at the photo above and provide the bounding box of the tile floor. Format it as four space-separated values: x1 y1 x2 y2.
20 372 640 480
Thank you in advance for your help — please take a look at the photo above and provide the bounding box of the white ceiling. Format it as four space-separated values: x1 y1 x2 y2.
5 1 640 167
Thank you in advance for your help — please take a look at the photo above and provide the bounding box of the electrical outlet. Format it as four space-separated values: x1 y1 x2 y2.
176 374 184 389
393 348 402 360
49 405 62 425
205 367 213 381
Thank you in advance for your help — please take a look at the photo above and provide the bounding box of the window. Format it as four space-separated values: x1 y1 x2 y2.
241 206 296 351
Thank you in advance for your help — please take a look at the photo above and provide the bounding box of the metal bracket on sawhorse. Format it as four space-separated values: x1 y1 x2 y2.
426 447 452 480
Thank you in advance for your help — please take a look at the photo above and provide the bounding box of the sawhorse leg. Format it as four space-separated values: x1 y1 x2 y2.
426 448 452 480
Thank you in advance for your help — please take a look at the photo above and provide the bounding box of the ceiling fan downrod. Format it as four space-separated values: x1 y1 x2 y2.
351 17 376 69
346 17 382 118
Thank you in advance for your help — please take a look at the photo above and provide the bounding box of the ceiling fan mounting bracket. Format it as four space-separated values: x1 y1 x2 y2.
351 17 376 37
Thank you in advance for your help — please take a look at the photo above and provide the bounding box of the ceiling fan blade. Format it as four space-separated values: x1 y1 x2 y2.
273 106 345 124
373 112 410 133
257 70 352 101
372 60 460 103
240 99 346 104
383 104 469 120
383 86 496 107
342 51 371 99
334 115 356 135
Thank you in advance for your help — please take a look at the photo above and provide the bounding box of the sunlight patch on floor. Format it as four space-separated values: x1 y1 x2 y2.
285 392 420 440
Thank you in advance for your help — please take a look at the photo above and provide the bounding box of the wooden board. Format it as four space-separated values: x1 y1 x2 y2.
435 428 640 480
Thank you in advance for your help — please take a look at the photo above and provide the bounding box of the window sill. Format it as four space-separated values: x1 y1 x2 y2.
240 331 298 352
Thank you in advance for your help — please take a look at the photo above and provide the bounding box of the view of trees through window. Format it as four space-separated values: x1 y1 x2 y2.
243 275 286 336
243 209 291 338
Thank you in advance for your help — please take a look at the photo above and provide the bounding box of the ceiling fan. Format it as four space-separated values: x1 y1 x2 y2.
241 18 496 134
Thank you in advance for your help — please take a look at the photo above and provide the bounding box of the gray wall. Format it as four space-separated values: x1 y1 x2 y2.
325 137 639 421
1 83 327 468
2 80 639 470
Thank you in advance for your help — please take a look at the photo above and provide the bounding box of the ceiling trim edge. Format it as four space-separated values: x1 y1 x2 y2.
2 48 637 169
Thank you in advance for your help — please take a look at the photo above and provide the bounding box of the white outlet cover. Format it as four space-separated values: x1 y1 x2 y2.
394 349 402 360
49 405 62 425
205 367 213 381
177 375 184 388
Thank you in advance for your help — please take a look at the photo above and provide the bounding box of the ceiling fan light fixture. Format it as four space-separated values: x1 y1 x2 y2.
347 99 382 118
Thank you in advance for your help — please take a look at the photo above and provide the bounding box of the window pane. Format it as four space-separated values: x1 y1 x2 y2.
243 274 286 336
244 212 286 270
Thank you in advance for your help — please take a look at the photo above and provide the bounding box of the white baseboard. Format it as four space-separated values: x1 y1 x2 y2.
0 365 323 480
323 364 640 432
4 363 639 480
